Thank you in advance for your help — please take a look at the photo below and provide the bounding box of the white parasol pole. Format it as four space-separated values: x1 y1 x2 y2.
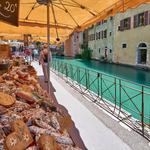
47 2 51 94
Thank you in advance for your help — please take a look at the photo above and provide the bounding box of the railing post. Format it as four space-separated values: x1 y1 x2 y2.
66 63 68 77
141 86 144 135
58 61 60 76
118 79 122 116
87 70 89 90
71 64 73 80
97 73 100 97
100 74 103 99
85 69 89 89
77 67 79 84
114 78 117 112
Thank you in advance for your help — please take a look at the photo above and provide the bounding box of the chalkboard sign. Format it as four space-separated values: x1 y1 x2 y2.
0 0 20 26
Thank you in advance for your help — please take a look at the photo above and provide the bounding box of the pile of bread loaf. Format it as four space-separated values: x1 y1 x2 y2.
0 57 82 150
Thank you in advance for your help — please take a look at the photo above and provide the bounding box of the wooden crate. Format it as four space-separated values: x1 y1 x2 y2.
0 44 11 59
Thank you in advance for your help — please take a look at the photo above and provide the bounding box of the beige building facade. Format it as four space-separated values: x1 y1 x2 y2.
88 17 114 61
66 4 150 69
113 4 150 68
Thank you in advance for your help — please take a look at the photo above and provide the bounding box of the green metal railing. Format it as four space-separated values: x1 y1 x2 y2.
51 59 150 141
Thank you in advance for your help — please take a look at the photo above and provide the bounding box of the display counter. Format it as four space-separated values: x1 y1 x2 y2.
0 57 84 150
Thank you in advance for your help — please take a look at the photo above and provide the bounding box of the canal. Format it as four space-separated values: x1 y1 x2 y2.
51 57 150 126
53 57 150 86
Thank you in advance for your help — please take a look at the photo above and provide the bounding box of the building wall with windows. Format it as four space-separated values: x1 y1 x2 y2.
113 4 150 68
88 17 114 61
64 32 80 57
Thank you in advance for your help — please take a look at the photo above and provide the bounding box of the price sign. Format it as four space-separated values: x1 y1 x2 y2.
0 0 20 26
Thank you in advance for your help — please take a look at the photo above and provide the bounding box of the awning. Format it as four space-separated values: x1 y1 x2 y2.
0 0 149 40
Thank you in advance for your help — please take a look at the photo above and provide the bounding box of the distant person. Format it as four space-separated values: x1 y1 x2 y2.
32 48 39 61
39 44 51 83
11 46 17 55
25 48 32 64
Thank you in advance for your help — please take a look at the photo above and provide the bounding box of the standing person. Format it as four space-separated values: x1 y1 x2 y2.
33 48 39 61
25 47 32 64
39 44 50 83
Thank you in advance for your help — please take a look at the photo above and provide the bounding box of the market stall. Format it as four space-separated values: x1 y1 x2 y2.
0 57 84 150
0 44 11 75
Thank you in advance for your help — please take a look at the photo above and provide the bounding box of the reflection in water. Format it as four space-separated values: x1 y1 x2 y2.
136 71 146 84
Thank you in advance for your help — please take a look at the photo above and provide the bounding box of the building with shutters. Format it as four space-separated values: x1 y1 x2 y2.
88 17 114 61
113 4 150 68
64 32 80 57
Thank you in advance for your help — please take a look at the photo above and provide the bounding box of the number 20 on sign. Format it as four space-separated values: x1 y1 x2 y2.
4 1 18 13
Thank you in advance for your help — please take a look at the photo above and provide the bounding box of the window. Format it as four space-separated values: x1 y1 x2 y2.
93 34 95 40
83 33 85 39
110 32 112 36
101 31 103 39
110 16 113 20
99 48 101 53
120 17 131 31
103 30 107 38
134 11 149 28
110 49 112 53
99 32 101 39
122 43 127 48
124 18 130 29
103 20 107 24
138 13 145 26
96 32 100 40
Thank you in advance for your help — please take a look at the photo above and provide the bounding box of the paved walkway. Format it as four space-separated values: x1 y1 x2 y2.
32 61 133 150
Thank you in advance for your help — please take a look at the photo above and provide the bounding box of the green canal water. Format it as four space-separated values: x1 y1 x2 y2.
52 57 150 124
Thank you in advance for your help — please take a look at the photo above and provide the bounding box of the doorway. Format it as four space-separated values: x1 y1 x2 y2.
137 43 147 65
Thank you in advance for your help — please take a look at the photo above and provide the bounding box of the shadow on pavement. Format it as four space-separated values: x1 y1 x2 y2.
38 75 87 150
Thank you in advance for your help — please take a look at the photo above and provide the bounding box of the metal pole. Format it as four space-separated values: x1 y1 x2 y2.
47 2 51 94
141 86 144 135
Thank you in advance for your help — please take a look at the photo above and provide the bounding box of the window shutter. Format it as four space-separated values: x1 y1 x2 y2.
134 15 138 28
127 17 131 29
144 11 148 25
102 31 103 39
120 20 124 31
149 11 150 24
99 32 101 39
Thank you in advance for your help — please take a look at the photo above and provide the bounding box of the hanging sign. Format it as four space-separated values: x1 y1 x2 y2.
0 0 20 26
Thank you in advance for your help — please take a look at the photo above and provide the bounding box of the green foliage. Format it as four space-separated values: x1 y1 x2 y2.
75 54 82 59
81 47 92 60
80 44 88 50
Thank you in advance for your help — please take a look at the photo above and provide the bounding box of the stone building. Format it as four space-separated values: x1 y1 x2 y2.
88 16 114 61
113 4 150 68
64 32 80 57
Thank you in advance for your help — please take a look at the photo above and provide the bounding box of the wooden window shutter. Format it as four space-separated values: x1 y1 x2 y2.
120 20 124 31
127 17 131 29
149 11 150 24
134 15 138 28
144 11 148 25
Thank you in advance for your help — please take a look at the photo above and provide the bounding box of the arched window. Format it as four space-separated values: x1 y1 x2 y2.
138 43 147 48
